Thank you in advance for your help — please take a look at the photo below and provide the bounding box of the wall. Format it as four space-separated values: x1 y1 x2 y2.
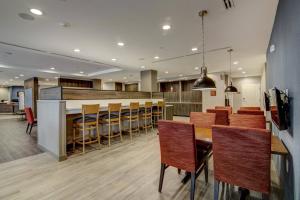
267 0 300 199
232 76 262 113
0 87 9 101
102 82 115 90
10 86 24 101
202 73 226 111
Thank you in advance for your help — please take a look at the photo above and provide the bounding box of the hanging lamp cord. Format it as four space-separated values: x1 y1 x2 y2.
201 13 205 67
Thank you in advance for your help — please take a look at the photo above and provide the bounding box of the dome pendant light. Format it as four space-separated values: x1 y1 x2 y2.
225 49 238 93
193 10 216 91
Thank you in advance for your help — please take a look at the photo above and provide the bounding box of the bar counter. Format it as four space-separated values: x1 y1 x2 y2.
37 98 172 161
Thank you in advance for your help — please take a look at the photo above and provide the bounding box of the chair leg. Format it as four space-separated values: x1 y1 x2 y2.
73 127 76 152
177 168 181 174
82 127 85 154
26 123 30 133
214 180 220 200
158 163 166 192
119 120 123 142
108 123 111 147
190 172 196 200
129 118 132 141
204 160 209 184
29 124 33 135
96 124 101 149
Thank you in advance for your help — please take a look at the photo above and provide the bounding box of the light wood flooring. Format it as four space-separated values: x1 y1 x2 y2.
0 116 43 164
0 125 282 200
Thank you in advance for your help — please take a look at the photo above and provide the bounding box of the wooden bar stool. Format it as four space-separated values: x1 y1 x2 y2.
99 103 122 146
152 101 165 126
122 102 140 140
72 104 100 154
140 101 154 134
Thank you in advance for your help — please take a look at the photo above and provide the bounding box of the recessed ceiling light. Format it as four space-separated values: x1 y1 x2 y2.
141 66 145 69
15 76 19 79
162 24 171 30
165 71 169 74
179 74 183 77
117 42 124 46
154 56 159 59
112 58 117 61
50 67 55 70
123 77 127 79
242 71 246 74
9 79 13 81
194 67 200 70
233 61 239 65
30 8 43 16
79 71 84 74
191 47 198 51
238 67 243 71
109 79 113 81
74 48 80 53
19 74 24 77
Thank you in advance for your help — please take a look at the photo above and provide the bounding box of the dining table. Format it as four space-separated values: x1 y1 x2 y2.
195 127 288 155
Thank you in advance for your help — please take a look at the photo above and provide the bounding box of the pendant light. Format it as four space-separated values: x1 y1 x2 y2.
192 10 216 90
225 49 238 93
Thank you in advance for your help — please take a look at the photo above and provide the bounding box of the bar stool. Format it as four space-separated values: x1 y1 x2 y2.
140 101 154 134
99 103 122 146
72 104 100 154
122 102 140 140
152 101 165 126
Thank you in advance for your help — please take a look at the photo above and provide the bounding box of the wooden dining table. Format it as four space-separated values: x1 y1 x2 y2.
195 127 288 155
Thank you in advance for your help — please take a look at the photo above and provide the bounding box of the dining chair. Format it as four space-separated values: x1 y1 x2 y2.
237 109 264 115
158 120 209 200
24 107 37 135
230 114 266 129
240 106 261 110
140 101 154 134
152 101 165 126
207 109 230 125
212 125 271 200
190 112 216 129
215 106 232 114
73 104 100 154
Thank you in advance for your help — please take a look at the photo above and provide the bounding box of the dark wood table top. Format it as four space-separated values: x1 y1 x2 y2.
195 127 288 156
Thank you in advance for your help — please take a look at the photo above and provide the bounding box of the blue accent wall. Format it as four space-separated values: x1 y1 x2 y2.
267 0 300 199
10 86 24 101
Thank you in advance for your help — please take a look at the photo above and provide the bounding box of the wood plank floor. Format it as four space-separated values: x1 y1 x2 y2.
0 128 282 200
0 116 43 164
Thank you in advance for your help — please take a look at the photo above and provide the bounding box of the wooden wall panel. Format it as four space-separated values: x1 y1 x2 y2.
58 78 93 88
125 83 138 92
39 87 62 100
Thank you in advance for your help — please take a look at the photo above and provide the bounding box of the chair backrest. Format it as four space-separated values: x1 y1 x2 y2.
158 120 197 172
82 104 99 115
108 103 122 112
145 101 153 108
25 107 35 124
190 112 216 129
237 110 264 115
215 106 232 114
130 102 140 110
157 101 165 108
207 109 229 125
240 106 261 111
230 114 266 129
212 125 271 194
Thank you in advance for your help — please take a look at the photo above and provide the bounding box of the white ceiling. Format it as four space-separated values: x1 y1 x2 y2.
0 0 278 86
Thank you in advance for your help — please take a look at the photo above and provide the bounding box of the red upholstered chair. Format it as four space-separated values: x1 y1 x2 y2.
215 106 232 114
24 107 37 135
207 109 229 125
230 114 266 129
237 110 264 115
158 120 209 200
190 112 216 129
212 125 271 200
240 106 261 110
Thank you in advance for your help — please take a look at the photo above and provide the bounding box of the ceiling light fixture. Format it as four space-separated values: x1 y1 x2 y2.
194 67 200 70
179 74 183 77
154 56 159 59
79 71 84 74
242 71 246 74
165 71 169 74
117 42 124 46
30 8 43 16
233 61 239 65
112 58 117 61
74 48 80 52
15 76 19 79
19 74 24 77
50 67 55 70
192 10 216 91
225 49 238 93
192 47 198 51
238 67 243 71
123 77 127 79
141 66 145 69
162 25 171 30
